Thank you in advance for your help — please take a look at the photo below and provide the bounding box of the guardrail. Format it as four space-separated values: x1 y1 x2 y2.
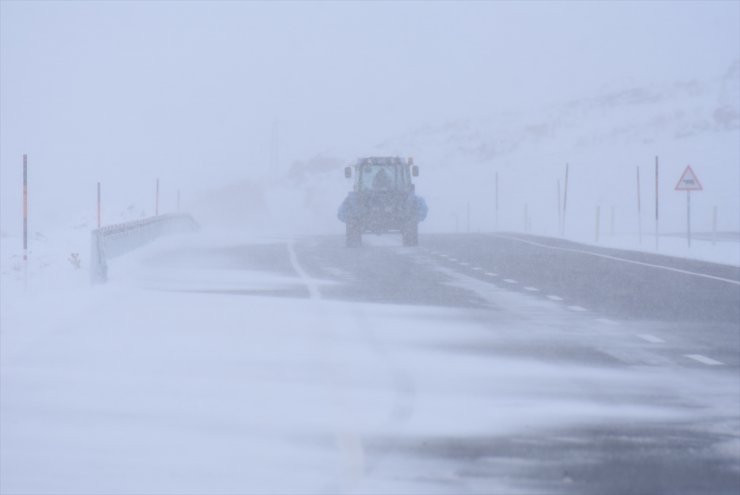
90 213 198 284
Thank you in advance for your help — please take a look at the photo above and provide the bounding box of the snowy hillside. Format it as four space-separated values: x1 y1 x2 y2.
242 62 740 245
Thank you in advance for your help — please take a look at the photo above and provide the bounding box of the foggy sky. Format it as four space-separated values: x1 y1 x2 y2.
1 1 738 230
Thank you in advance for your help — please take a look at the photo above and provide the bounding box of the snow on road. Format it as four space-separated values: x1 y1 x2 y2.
1 231 738 493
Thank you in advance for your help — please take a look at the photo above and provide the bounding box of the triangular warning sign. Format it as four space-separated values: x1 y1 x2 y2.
675 165 703 191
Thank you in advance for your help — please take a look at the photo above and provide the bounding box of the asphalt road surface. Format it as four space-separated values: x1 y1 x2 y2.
135 231 740 494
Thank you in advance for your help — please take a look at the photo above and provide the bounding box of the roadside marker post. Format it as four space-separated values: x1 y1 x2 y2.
675 165 703 248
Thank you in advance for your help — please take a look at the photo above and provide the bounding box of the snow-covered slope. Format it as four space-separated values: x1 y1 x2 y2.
260 61 739 245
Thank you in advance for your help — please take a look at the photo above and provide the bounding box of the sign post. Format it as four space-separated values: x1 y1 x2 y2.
674 165 703 248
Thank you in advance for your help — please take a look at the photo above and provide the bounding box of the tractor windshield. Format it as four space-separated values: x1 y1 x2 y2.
359 164 399 191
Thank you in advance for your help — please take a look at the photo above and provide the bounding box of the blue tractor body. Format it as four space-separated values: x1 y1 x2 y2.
338 157 427 247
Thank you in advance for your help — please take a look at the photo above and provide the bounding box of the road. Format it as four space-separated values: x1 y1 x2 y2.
150 232 740 494
2 232 738 494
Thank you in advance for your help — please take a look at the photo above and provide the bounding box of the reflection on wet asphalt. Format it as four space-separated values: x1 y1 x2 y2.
139 233 739 494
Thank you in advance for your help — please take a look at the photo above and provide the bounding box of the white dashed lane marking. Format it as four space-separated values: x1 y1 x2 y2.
685 354 724 366
523 286 539 292
637 334 665 344
503 279 518 284
567 305 588 312
472 267 484 271
485 272 498 277
546 295 564 301
492 234 740 286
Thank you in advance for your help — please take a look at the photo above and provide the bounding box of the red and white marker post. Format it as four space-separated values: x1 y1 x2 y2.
675 165 703 248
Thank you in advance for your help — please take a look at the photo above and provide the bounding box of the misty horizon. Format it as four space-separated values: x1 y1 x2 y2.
1 1 738 237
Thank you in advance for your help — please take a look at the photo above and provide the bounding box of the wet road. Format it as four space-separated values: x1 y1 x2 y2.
140 232 740 494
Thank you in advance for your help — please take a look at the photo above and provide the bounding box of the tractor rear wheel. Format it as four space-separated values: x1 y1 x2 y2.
346 220 362 247
402 221 418 246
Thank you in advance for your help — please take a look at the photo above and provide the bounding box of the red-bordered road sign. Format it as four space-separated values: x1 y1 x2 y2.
675 165 703 191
